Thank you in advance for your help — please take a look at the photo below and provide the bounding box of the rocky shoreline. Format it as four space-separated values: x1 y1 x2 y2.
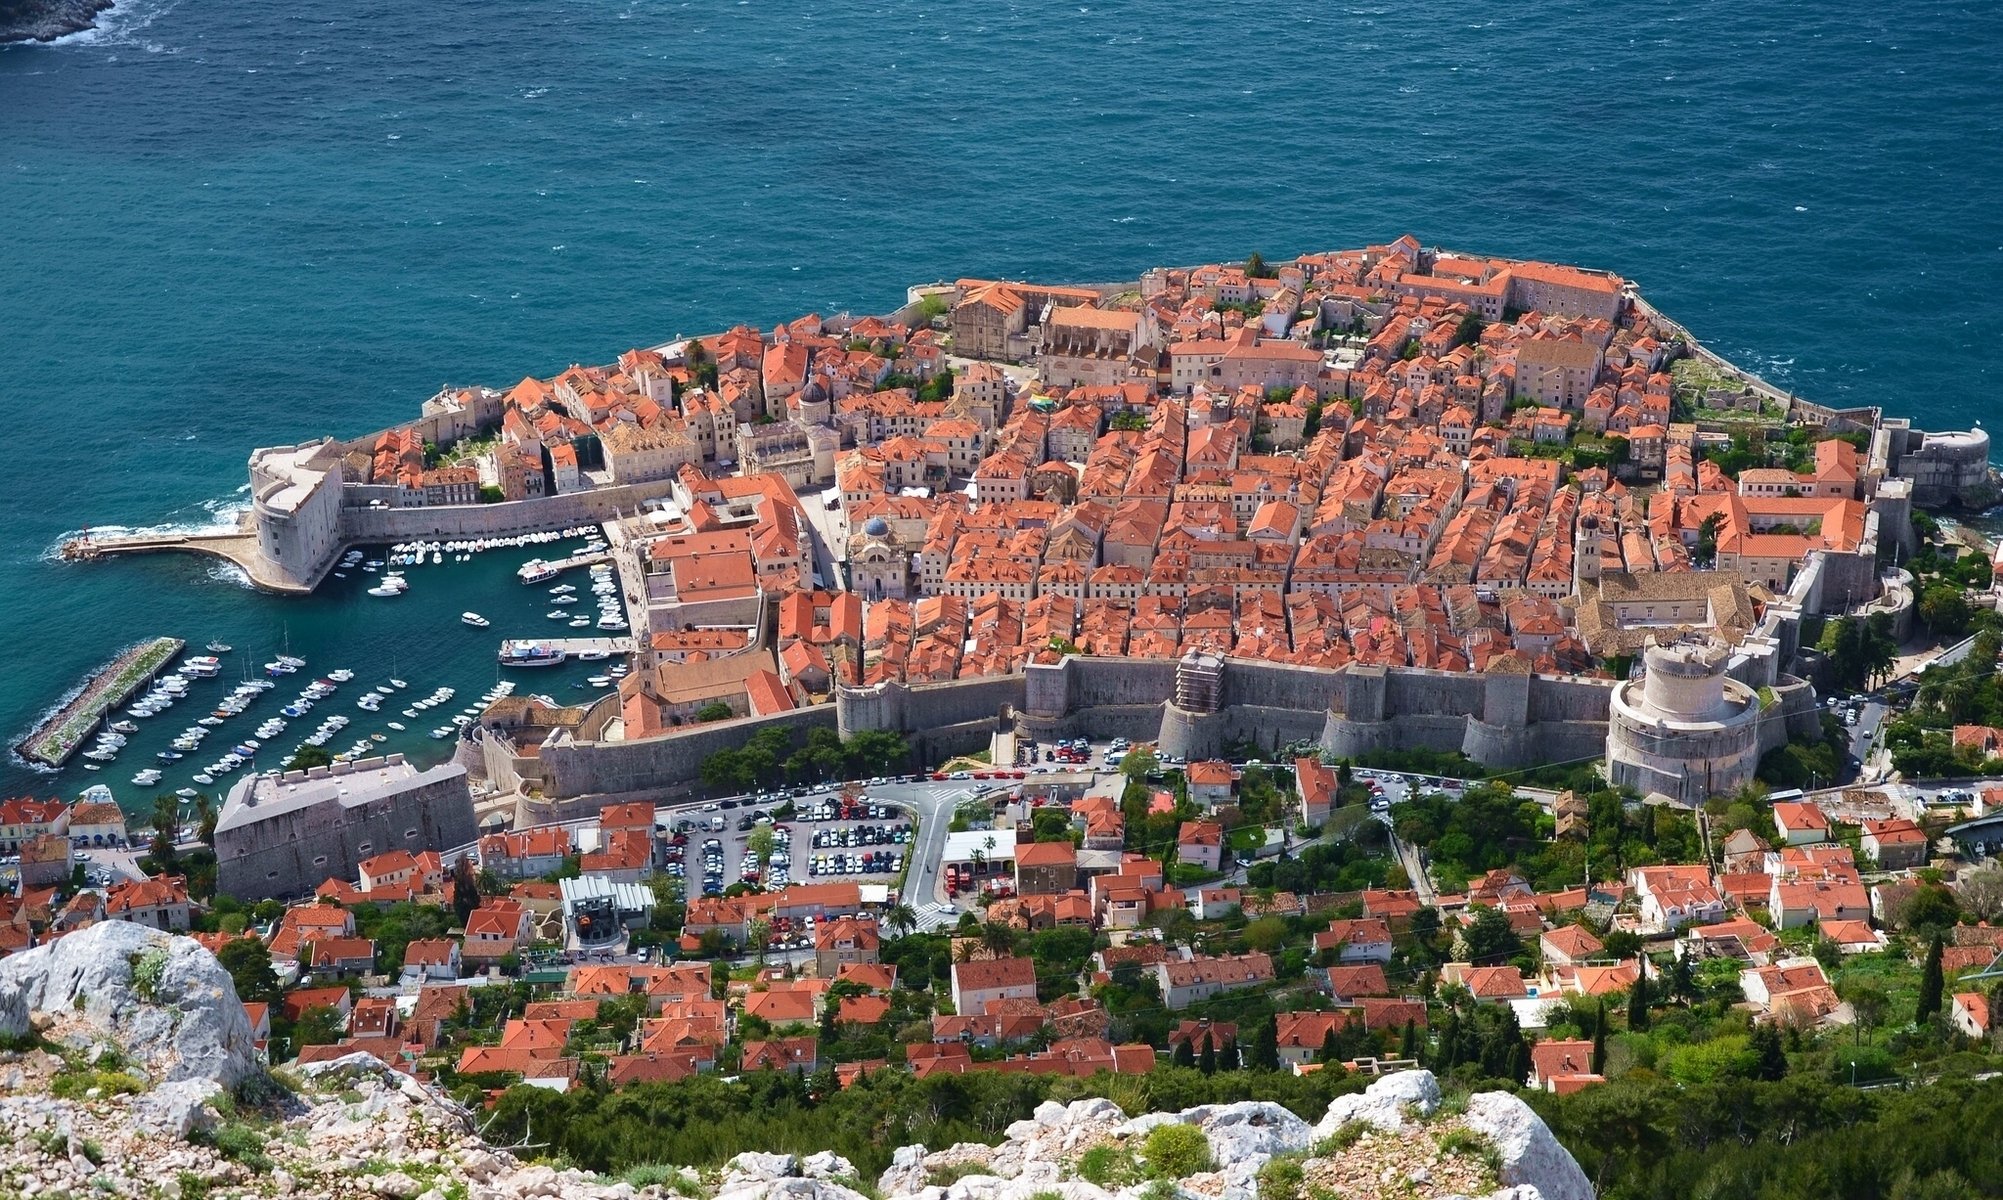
0 0 114 44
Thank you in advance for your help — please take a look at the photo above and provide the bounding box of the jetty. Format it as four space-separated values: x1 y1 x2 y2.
16 637 185 768
58 527 316 594
519 550 611 580
520 637 634 656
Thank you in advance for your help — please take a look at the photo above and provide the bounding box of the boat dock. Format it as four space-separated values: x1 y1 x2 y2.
16 636 186 768
523 551 611 578
527 637 635 656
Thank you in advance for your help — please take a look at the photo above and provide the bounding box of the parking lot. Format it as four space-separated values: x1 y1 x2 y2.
662 791 912 898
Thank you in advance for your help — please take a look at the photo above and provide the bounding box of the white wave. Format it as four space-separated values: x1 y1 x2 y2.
206 560 253 590
50 0 184 50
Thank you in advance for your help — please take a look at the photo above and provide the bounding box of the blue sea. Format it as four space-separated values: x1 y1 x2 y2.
1 0 2000 803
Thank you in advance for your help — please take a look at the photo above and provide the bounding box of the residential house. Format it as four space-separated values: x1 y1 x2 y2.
1772 802 1833 846
1177 821 1225 873
814 916 881 976
951 956 1039 1017
1860 818 1929 870
1528 1038 1601 1092
401 938 462 983
1315 918 1394 964
1157 952 1274 1010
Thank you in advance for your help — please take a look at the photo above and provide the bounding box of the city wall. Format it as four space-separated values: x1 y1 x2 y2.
337 478 683 544
534 705 837 810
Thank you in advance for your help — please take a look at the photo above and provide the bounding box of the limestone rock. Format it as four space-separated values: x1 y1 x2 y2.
1460 1093 1591 1200
130 1078 224 1139
1315 1069 1442 1136
1185 1101 1313 1169
803 1151 856 1180
726 1151 801 1184
0 921 257 1089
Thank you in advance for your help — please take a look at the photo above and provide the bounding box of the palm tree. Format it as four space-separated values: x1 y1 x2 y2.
885 903 918 939
980 919 1016 957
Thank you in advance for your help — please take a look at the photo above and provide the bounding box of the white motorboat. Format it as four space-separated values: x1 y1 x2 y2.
462 612 491 628
387 721 405 731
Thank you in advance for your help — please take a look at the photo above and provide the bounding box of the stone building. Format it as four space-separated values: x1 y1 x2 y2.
1605 637 1762 806
215 756 478 901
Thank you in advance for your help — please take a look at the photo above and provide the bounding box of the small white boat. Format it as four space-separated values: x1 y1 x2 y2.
387 721 405 731
390 679 407 689
588 675 612 688
430 727 453 739
462 612 491 628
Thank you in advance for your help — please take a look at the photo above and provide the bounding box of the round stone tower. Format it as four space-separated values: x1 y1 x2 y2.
1606 634 1762 806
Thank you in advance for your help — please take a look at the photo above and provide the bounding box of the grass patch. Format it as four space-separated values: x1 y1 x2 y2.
49 1068 145 1101
1313 1123 1368 1156
131 946 170 1002
200 1122 273 1173
925 1162 991 1188
622 1165 702 1196
1076 1144 1142 1188
1436 1127 1501 1185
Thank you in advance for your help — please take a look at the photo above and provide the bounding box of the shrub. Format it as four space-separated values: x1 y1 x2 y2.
206 1122 273 1173
131 947 170 1002
623 1164 702 1196
1143 1124 1213 1180
1255 1157 1305 1200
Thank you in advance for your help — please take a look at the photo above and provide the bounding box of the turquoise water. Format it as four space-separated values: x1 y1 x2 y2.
2 0 2000 801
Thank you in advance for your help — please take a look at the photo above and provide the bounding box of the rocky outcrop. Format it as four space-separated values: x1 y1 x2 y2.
0 0 114 43
1461 1092 1594 1200
0 920 258 1089
875 1071 1590 1200
1314 1068 1443 1135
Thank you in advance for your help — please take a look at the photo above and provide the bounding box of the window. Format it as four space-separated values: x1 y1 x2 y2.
405 828 420 840
357 842 373 855
312 855 327 868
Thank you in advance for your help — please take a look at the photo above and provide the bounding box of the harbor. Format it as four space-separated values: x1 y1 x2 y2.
15 637 186 768
14 526 638 807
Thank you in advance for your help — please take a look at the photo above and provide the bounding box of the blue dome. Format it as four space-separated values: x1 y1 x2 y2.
862 516 891 537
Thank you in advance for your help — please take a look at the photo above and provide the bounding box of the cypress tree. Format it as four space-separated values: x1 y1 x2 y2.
1750 1021 1787 1081
1400 1019 1419 1060
1199 1038 1218 1075
1319 1027 1340 1064
1628 975 1651 1032
1174 1038 1197 1069
1251 1016 1280 1071
1917 934 1945 1021
1591 998 1608 1074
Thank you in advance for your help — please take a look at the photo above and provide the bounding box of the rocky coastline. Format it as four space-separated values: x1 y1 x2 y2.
0 0 114 44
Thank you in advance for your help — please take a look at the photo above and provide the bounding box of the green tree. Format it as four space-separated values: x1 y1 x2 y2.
1627 976 1651 1032
747 824 777 871
1244 252 1272 280
1198 1038 1217 1075
451 854 480 927
1463 906 1523 964
1918 585 1973 637
286 744 333 772
1453 313 1486 348
1591 999 1608 1074
293 1005 346 1050
695 701 735 723
885 903 918 939
1174 1038 1196 1068
1749 1021 1788 1081
1251 1015 1280 1071
1917 934 1945 1022
216 937 281 1004
1120 748 1159 781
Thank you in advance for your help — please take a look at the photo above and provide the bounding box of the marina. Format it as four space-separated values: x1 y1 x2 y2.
15 530 634 807
15 637 185 768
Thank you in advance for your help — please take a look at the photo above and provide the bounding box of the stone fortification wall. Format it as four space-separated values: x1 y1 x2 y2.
537 706 835 801
215 763 477 901
336 478 682 543
836 676 1026 740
